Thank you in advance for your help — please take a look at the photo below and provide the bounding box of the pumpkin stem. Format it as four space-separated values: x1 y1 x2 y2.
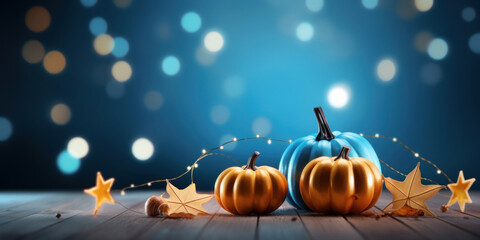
244 151 260 170
314 106 335 141
335 146 351 160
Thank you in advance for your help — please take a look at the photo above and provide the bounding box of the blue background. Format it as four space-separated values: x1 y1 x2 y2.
1 0 479 190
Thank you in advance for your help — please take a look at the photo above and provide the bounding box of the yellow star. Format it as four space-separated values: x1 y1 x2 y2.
163 180 212 215
84 172 116 215
383 162 445 216
446 171 475 212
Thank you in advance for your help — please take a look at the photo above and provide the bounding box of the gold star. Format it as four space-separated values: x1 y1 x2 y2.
383 162 445 216
446 171 475 212
163 180 212 215
84 172 116 215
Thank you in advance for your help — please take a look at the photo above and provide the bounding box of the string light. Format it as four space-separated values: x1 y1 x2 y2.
360 133 364 136
268 139 272 144
119 135 290 194
365 134 454 183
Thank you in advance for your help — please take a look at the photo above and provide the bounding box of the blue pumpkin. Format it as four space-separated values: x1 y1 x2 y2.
279 106 382 209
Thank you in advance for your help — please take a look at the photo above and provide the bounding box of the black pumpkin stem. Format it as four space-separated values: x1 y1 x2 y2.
335 146 351 160
244 151 260 170
314 106 335 141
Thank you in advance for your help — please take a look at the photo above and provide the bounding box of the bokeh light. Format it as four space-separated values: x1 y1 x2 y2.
296 22 314 42
43 51 66 74
362 0 379 10
462 7 476 22
305 0 324 12
106 80 125 99
144 91 164 111
50 103 71 125
181 12 202 33
57 150 80 174
80 0 97 7
132 138 154 161
195 46 216 66
22 40 45 64
252 117 272 136
161 56 181 76
468 33 480 54
112 37 129 58
414 31 433 52
397 0 418 20
0 117 13 142
112 60 132 82
223 76 245 98
89 17 107 36
210 105 230 125
421 62 442 86
427 38 448 60
204 31 224 52
113 0 132 8
328 85 350 108
414 0 434 12
25 6 51 33
377 59 396 82
67 137 89 159
219 134 237 151
93 34 114 56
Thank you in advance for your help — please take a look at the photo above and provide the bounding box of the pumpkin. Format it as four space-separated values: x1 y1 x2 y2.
300 146 382 214
214 151 288 215
279 106 381 209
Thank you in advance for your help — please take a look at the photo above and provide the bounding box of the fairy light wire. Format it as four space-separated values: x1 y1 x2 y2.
364 134 453 183
119 135 292 194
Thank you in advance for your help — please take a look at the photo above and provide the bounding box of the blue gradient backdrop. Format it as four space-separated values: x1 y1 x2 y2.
1 0 479 190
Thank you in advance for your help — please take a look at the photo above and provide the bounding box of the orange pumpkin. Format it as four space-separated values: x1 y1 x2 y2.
214 151 288 215
300 146 382 214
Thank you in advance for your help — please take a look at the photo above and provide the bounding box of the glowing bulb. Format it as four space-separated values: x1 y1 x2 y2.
414 153 419 158
233 137 237 141
377 59 396 82
204 31 224 52
289 139 292 143
360 133 364 136
268 139 272 144
256 134 260 138
67 137 89 159
132 138 154 161
130 184 134 187
437 169 441 174
187 166 192 170
220 146 224 150
121 190 125 196
147 182 152 186
202 149 206 154
375 133 379 138
393 137 397 142
327 85 350 108
194 163 198 168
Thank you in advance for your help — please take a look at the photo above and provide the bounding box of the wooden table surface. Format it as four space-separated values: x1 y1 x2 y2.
0 190 479 240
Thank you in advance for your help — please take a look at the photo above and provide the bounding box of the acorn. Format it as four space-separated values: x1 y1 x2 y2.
145 196 169 217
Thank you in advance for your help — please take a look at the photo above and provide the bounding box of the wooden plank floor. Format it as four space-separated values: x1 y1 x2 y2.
0 190 479 240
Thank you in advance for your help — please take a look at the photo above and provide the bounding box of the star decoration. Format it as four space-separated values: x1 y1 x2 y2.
446 170 475 212
84 172 116 215
383 163 445 216
163 180 212 215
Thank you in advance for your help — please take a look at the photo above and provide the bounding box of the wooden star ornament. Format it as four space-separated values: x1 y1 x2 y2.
383 163 445 216
446 170 475 212
84 172 116 215
163 180 212 215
